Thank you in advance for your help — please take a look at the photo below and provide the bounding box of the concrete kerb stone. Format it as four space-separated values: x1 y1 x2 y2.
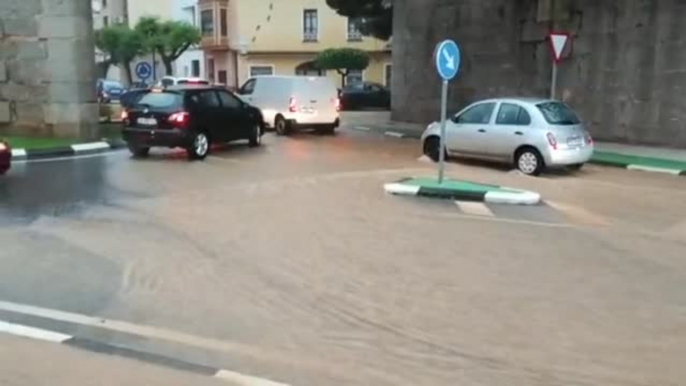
10 139 125 161
384 179 542 205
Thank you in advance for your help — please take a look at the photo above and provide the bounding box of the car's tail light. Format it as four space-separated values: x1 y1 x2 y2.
169 111 190 128
584 131 593 145
120 110 129 122
547 132 558 150
334 97 341 112
0 142 7 151
289 97 298 113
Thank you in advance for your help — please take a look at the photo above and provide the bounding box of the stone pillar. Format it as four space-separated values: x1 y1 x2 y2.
0 0 98 138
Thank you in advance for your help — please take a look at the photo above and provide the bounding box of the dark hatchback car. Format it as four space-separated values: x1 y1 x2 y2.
122 86 264 160
120 88 150 109
339 82 391 110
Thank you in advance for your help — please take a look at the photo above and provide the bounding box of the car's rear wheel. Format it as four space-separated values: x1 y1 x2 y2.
423 136 444 162
249 123 262 147
187 131 210 160
128 144 150 158
515 147 544 176
275 116 290 136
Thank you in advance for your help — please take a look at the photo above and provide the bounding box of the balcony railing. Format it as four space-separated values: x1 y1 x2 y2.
200 36 230 51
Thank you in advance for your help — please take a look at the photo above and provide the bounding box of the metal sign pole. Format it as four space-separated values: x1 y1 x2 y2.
550 61 558 100
438 80 449 184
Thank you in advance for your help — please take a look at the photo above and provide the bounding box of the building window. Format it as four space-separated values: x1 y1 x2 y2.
385 64 392 88
207 58 215 82
183 6 196 26
201 10 214 36
220 8 228 37
303 9 318 42
346 69 364 86
347 17 363 41
192 60 201 77
103 16 109 27
102 0 107 7
218 70 228 84
250 65 274 77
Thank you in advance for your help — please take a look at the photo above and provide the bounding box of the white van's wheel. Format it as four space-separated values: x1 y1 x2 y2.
275 116 290 136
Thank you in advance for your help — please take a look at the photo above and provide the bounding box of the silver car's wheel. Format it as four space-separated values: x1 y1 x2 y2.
516 148 543 176
275 116 289 136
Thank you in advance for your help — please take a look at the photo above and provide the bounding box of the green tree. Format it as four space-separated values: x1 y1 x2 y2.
135 17 201 76
316 48 370 87
326 0 393 40
95 25 144 84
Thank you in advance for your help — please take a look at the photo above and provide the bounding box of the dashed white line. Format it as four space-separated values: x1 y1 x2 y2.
455 201 495 217
384 131 405 138
214 369 291 386
353 126 371 131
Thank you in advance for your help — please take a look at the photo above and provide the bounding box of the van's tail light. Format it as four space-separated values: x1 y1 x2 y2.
334 97 341 112
584 131 594 145
0 142 7 151
289 97 298 113
169 111 190 128
547 132 558 150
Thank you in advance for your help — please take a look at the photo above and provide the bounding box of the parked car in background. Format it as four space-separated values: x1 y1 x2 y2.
120 88 151 110
157 76 210 87
0 141 11 175
97 79 125 103
122 85 264 161
339 82 391 110
238 76 340 135
421 98 594 176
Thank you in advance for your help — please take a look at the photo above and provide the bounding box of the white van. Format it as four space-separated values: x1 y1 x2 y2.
238 76 340 135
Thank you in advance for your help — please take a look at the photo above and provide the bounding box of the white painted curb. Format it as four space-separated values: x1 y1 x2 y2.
384 183 421 196
485 190 541 205
626 164 682 175
71 142 111 153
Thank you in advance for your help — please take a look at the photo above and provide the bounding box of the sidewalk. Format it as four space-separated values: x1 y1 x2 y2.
343 112 686 176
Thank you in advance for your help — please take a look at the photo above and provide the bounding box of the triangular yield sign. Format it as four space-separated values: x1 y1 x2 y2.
550 33 569 62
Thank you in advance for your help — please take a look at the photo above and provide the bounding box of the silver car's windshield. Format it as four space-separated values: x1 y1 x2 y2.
536 102 581 125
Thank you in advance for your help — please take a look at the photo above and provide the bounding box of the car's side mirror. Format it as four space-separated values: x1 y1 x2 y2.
451 115 460 123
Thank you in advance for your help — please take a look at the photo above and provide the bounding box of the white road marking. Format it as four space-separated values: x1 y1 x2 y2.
353 126 371 131
71 142 110 152
0 300 291 385
455 201 495 217
11 148 27 158
627 164 682 175
417 155 433 163
485 190 541 205
0 319 71 343
11 150 126 164
214 369 291 386
384 131 405 138
384 183 420 196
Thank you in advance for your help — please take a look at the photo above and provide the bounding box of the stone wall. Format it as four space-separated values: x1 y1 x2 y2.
0 0 98 138
392 0 686 148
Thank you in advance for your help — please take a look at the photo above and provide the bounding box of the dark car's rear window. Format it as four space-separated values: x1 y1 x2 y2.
536 102 581 125
137 92 183 108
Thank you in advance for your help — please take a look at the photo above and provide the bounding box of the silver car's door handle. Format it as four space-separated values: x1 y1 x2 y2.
478 129 487 133
514 131 524 136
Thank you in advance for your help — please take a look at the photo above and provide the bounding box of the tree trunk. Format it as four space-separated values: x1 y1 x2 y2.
337 69 349 88
163 59 173 76
123 62 134 86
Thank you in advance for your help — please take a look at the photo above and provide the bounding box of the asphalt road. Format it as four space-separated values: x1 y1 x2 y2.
1 120 685 385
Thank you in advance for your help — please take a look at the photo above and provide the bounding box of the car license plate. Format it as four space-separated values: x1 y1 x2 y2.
137 117 157 126
567 136 582 147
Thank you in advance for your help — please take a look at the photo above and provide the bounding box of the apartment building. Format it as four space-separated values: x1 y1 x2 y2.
174 0 206 79
198 0 392 89
92 0 127 30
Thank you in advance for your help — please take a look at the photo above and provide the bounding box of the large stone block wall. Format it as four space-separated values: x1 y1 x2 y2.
0 0 98 138
393 0 686 148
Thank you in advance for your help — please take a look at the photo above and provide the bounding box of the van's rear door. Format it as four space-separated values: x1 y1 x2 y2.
295 77 338 123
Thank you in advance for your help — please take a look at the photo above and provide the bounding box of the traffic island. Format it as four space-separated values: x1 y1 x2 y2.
384 177 541 205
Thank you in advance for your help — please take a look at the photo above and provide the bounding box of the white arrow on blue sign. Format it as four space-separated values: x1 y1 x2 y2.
435 40 460 81
135 62 153 80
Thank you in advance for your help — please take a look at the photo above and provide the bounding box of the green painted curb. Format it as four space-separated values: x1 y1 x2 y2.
591 151 686 172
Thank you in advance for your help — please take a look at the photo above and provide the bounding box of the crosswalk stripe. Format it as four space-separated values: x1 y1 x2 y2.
546 200 610 227
455 201 495 217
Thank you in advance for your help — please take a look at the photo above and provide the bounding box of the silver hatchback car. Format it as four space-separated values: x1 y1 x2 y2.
421 98 594 176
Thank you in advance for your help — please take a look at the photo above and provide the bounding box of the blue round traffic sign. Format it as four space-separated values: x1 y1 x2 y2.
435 40 460 81
135 62 153 80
